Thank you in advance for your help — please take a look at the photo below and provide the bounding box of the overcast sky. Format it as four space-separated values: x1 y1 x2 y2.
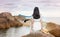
0 0 60 17
0 0 60 24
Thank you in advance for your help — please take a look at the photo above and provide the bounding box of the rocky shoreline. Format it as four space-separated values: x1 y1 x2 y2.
0 12 60 37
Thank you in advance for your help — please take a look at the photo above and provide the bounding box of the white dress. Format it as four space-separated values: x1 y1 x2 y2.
32 18 42 31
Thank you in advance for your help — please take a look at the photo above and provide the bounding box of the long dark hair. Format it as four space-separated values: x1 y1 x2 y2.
32 7 40 19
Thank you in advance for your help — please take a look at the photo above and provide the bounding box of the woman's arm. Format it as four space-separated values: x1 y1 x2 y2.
30 18 34 32
40 18 43 30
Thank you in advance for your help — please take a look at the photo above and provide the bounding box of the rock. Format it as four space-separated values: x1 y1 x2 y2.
14 16 25 21
22 31 55 37
0 12 23 29
0 12 12 29
46 22 60 37
46 22 57 31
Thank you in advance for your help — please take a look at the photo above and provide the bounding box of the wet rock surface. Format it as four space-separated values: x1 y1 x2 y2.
22 31 55 37
46 22 60 37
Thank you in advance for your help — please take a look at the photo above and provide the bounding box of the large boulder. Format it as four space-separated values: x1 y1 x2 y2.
0 12 10 29
46 22 60 37
0 12 23 29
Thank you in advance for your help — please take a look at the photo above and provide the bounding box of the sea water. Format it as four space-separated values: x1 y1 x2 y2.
6 26 31 37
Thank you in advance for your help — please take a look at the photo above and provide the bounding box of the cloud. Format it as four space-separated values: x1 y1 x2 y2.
0 0 60 17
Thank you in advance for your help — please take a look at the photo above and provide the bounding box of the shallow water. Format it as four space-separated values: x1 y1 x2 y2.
0 23 45 37
5 26 31 37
